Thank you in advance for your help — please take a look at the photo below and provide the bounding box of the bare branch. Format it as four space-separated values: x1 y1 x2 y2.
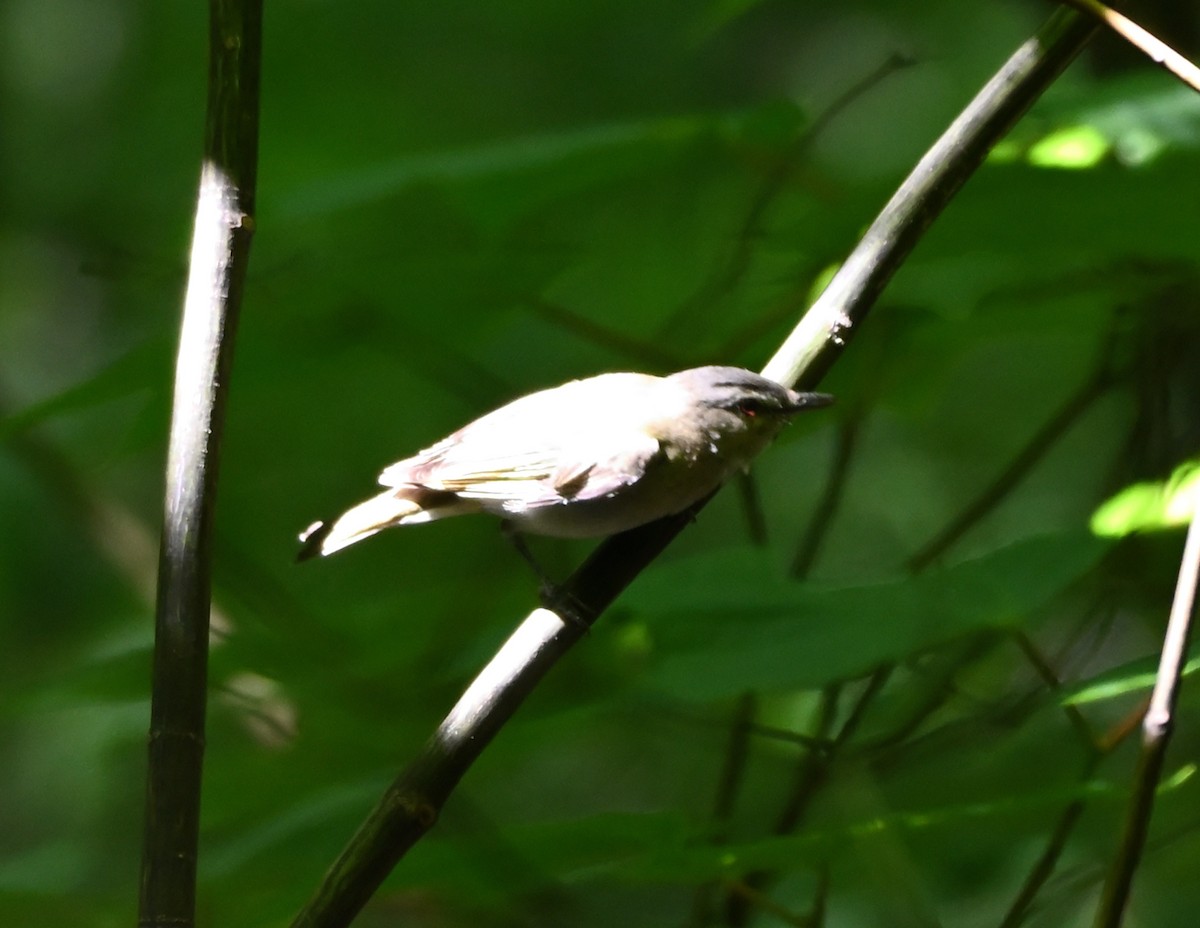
907 350 1114 573
138 2 261 926
1061 0 1200 93
291 10 1099 927
1094 511 1200 927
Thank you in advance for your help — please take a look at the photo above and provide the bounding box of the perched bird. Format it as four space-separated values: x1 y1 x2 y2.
298 366 831 560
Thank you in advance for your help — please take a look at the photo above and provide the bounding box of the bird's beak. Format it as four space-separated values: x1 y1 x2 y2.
783 391 834 414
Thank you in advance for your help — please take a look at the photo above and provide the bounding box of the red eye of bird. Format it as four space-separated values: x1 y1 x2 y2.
738 403 758 418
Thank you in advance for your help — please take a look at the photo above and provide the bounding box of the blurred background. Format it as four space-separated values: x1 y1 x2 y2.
2 1 1200 925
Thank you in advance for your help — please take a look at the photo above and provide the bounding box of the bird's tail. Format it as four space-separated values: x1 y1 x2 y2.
297 489 425 560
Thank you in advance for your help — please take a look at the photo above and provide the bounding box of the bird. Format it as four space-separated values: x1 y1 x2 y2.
298 365 832 560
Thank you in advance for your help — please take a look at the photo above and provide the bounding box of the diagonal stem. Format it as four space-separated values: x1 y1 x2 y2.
907 358 1113 573
1061 0 1200 92
290 11 1098 927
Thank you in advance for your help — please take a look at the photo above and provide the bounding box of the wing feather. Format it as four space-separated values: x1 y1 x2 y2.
377 372 670 510
381 425 660 509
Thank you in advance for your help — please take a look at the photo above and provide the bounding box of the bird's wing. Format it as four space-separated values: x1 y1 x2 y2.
380 421 662 510
377 372 672 509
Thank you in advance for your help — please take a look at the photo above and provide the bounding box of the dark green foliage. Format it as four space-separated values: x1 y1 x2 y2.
3 1 1199 926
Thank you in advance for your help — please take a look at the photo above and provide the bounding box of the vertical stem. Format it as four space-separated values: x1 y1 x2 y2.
1093 512 1200 928
138 2 262 926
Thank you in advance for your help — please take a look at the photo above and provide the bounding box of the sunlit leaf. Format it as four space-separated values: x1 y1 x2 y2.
1091 459 1200 536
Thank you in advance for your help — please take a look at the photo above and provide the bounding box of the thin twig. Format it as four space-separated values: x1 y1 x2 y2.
998 635 1105 928
723 686 842 928
1096 701 1149 756
999 706 1145 927
734 470 771 546
525 296 689 371
1060 0 1200 93
791 410 864 578
1094 510 1200 927
290 12 1098 927
907 357 1114 573
761 11 1097 390
774 686 844 836
712 693 761 836
1013 632 1098 750
661 53 915 338
721 877 815 928
1000 754 1102 928
138 2 261 927
1000 706 1153 920
725 670 893 927
0 388 160 604
789 305 888 577
857 637 1003 757
689 693 760 927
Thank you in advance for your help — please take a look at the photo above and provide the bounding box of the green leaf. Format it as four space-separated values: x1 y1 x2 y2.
1091 459 1200 536
1063 652 1200 706
628 534 1108 699
0 339 165 441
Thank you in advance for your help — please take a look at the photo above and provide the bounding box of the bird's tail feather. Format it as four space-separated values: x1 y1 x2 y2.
297 490 425 560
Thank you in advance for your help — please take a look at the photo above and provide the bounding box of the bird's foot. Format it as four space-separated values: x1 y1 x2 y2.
501 522 590 632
